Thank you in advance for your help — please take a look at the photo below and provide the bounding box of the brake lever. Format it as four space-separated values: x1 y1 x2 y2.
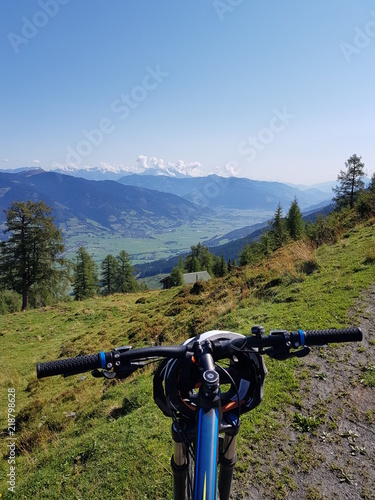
264 345 310 360
263 329 310 360
91 360 149 380
91 369 117 379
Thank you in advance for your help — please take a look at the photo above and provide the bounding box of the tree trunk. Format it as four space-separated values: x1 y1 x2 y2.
22 290 28 311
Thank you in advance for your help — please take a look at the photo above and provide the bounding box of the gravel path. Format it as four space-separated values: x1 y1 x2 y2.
236 287 375 500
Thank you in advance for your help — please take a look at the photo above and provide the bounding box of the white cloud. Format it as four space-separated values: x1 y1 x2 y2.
49 156 204 177
214 162 242 178
99 161 145 174
136 155 203 177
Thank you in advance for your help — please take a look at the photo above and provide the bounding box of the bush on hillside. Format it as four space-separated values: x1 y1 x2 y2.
0 290 22 314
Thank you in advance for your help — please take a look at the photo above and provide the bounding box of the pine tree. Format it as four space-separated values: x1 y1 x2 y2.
0 201 66 310
101 254 119 295
270 203 288 248
185 243 215 275
73 247 99 300
286 197 304 240
117 250 138 292
332 154 365 208
219 254 228 277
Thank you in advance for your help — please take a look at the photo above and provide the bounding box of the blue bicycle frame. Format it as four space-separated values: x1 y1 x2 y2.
171 342 238 500
194 407 220 499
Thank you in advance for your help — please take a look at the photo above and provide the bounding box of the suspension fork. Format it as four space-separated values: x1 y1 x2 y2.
218 415 240 500
171 420 190 500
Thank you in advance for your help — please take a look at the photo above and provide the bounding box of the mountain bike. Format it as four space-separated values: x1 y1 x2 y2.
37 326 362 499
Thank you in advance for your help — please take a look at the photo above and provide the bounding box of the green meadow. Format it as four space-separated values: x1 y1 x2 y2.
1 221 374 499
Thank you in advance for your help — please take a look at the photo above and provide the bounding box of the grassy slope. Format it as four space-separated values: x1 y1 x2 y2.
1 221 374 499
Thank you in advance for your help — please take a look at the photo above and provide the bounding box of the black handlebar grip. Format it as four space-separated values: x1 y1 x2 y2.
37 353 102 379
303 327 362 346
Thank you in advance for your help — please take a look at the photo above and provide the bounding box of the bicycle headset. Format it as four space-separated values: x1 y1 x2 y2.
153 330 267 419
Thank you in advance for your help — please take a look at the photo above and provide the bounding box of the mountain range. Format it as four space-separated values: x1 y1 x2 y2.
44 164 337 195
117 174 330 210
0 168 333 270
0 169 207 239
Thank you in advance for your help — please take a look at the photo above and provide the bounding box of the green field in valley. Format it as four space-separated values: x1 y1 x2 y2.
61 209 272 264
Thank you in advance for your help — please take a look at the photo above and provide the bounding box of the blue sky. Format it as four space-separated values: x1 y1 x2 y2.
1 0 374 184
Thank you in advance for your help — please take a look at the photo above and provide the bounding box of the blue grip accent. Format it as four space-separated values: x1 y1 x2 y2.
99 352 106 368
299 330 305 346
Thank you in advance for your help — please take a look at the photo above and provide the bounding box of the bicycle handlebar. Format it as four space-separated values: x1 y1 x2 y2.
302 328 362 345
37 353 104 379
36 327 362 379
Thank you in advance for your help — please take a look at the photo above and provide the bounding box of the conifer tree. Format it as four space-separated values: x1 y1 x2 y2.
117 250 138 292
219 254 228 277
0 200 66 310
270 203 288 248
73 247 99 300
286 197 304 240
332 154 365 208
101 254 119 295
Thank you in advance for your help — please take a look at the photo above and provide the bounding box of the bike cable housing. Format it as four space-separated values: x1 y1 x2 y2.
153 330 267 419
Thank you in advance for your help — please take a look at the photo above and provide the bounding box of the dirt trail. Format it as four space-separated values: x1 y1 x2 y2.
237 287 375 500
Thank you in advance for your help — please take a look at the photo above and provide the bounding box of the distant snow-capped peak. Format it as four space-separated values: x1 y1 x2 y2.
49 156 204 180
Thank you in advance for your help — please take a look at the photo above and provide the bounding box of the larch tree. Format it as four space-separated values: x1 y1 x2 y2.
332 154 365 208
0 200 66 311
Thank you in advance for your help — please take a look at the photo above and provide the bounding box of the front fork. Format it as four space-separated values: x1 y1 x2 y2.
171 419 195 500
171 340 239 499
218 430 238 499
171 417 239 500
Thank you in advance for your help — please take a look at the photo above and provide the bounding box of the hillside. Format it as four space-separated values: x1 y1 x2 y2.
1 221 374 498
135 204 334 280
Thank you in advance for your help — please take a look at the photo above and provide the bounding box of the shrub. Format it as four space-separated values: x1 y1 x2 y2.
0 290 22 314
